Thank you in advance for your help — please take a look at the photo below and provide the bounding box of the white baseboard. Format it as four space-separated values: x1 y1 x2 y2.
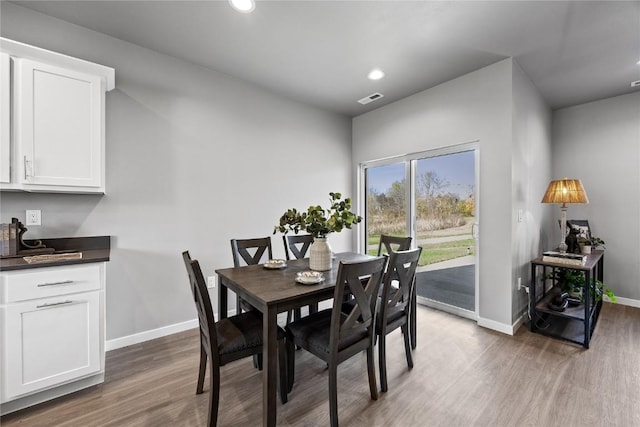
106 319 198 351
105 310 238 352
477 316 516 335
605 295 640 308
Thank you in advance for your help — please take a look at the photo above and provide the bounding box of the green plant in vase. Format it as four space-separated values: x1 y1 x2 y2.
274 192 362 271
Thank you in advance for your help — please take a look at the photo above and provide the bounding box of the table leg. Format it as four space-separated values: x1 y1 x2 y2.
263 306 278 427
218 276 228 319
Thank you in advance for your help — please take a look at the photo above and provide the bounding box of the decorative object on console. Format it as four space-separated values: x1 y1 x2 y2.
274 192 362 271
541 178 589 253
582 235 605 254
0 218 54 258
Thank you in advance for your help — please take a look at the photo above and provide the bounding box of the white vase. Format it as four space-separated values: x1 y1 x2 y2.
309 237 332 271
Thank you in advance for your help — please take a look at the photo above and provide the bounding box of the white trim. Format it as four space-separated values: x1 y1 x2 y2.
106 319 198 351
0 37 115 91
416 296 477 322
477 316 515 335
605 296 640 308
105 309 238 351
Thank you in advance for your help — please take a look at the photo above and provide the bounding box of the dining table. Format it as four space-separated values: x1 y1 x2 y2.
215 251 371 427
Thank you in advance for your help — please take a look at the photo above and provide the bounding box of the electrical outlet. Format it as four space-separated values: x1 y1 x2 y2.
517 277 522 290
207 276 217 289
26 210 41 226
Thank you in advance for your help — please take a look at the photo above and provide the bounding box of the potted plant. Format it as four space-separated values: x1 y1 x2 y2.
581 235 605 254
545 268 616 304
274 192 361 271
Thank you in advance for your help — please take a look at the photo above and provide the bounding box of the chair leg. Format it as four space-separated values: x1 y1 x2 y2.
197 345 207 394
255 353 263 371
402 323 414 369
286 335 296 392
208 361 220 427
309 302 319 314
278 338 288 404
378 333 388 393
410 291 417 350
366 344 378 401
328 362 339 427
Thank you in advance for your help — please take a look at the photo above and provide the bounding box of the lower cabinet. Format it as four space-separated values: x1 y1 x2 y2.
0 263 105 413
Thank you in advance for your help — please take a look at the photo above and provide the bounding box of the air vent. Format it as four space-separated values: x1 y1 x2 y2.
631 80 640 88
357 92 384 105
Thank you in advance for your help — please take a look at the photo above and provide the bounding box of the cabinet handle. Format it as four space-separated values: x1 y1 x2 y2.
24 156 31 179
37 280 74 287
36 300 73 308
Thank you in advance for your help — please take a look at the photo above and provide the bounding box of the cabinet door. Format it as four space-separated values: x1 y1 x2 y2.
14 58 103 189
1 291 101 401
0 52 9 183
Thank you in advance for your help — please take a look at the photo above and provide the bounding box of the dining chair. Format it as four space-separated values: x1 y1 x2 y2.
376 247 422 392
286 256 387 427
376 234 418 350
182 251 288 427
283 234 318 320
230 237 273 314
377 234 412 255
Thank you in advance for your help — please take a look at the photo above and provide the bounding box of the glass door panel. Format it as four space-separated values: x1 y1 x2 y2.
362 145 478 318
413 150 476 314
364 163 408 256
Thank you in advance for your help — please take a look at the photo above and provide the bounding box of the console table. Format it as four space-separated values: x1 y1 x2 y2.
529 250 604 348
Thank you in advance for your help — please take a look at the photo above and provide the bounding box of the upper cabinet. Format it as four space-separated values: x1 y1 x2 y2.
0 38 115 194
0 52 10 184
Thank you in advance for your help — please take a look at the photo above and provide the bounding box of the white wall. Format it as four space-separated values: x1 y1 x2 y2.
551 92 640 304
0 3 354 344
511 62 553 321
353 59 515 330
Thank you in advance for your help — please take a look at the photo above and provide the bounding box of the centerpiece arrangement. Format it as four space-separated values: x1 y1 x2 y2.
274 192 361 271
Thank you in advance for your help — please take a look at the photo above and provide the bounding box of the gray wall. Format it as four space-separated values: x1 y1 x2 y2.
0 3 354 342
353 59 515 330
551 92 640 304
511 61 553 321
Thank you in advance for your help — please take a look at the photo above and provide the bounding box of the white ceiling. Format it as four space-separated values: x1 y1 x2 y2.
11 0 640 117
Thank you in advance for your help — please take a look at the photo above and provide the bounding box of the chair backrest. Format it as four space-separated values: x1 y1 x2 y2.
182 251 219 363
230 237 273 266
377 234 412 256
380 247 422 327
283 234 314 261
331 257 387 355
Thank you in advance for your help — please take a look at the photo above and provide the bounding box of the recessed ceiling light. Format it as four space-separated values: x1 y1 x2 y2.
368 69 385 81
636 59 640 65
229 0 255 13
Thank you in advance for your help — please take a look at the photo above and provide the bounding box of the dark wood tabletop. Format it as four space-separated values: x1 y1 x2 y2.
215 251 372 427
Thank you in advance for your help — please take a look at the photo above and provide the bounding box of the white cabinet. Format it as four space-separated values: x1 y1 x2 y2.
0 263 105 411
0 52 9 184
0 38 114 194
14 59 103 189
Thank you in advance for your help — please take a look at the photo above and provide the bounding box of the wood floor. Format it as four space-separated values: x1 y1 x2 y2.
3 303 639 426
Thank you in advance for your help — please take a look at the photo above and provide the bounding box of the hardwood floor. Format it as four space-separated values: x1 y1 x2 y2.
2 303 639 426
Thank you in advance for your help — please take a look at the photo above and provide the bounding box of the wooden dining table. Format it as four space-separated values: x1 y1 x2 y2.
215 251 371 427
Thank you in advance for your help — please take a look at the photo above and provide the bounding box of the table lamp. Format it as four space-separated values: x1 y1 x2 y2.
541 178 589 252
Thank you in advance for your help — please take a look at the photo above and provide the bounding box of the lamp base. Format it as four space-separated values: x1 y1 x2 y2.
558 242 568 253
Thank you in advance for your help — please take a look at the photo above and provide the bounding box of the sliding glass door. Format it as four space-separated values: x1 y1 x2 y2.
362 144 478 318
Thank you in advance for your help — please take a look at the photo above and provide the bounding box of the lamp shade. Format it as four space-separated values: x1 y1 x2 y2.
541 178 589 205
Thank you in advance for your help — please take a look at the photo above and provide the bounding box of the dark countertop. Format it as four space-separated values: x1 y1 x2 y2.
0 236 111 271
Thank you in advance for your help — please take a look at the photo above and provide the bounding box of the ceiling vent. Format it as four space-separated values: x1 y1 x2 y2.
631 80 640 88
357 92 384 105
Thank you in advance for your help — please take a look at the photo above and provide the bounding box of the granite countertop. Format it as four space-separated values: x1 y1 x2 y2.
0 236 111 271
